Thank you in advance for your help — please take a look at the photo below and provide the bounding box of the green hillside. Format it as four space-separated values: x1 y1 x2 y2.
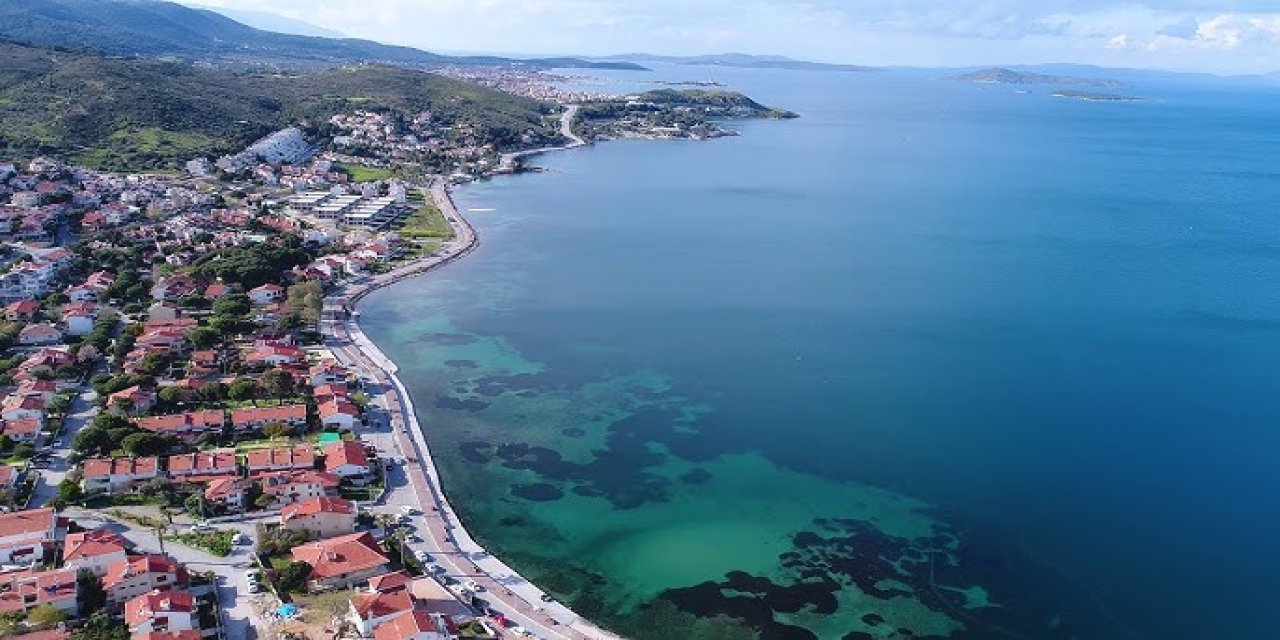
0 41 561 170
0 0 645 71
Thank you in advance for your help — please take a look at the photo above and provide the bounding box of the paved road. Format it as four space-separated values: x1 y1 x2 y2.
67 509 263 640
30 387 97 506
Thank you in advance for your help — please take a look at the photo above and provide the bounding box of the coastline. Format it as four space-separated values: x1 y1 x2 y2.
322 126 619 640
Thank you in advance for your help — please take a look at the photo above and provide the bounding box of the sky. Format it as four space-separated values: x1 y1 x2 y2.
182 1 1280 74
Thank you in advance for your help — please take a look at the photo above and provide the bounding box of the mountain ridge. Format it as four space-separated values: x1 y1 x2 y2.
0 0 645 71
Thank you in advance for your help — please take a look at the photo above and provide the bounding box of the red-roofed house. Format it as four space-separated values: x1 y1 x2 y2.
309 360 349 387
204 478 250 513
231 404 308 433
324 440 372 479
62 305 97 336
125 589 197 635
0 508 60 565
349 586 419 636
204 283 232 299
372 611 458 640
291 532 390 591
1 395 44 422
81 457 160 494
134 632 202 640
245 343 305 366
248 283 285 305
281 497 356 539
136 410 225 439
166 450 237 482
4 300 39 322
0 418 42 444
15 379 57 403
62 529 129 577
318 399 360 430
0 465 20 490
0 567 78 616
107 386 156 415
17 323 63 346
259 470 340 509
103 554 188 604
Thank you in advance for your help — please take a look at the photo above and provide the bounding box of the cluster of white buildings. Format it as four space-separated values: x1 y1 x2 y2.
213 127 316 174
288 189 406 229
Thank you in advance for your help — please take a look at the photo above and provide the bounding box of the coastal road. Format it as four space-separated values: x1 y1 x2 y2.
498 104 586 173
322 180 620 640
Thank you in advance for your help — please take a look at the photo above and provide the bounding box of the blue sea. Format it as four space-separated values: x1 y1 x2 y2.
362 64 1280 639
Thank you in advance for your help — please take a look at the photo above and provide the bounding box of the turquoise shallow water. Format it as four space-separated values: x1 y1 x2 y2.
362 67 1280 639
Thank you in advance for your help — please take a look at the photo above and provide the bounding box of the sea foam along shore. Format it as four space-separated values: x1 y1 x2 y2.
321 113 619 640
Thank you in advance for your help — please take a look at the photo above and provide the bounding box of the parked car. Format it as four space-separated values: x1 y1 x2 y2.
231 533 249 545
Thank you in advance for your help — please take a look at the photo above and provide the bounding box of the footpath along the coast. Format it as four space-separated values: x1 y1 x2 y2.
322 174 620 640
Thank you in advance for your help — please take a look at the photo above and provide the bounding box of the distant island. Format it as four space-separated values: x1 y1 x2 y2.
954 67 1125 88
608 52 876 72
1049 90 1150 103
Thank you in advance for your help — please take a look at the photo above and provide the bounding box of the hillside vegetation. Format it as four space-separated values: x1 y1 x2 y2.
0 0 645 71
0 41 560 170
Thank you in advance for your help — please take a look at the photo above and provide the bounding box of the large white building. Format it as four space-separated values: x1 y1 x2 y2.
217 127 315 172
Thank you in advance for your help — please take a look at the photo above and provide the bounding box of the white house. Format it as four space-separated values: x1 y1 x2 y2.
63 529 130 577
319 399 360 430
248 283 285 305
323 440 372 479
125 589 198 635
104 554 187 605
0 508 60 565
17 323 64 346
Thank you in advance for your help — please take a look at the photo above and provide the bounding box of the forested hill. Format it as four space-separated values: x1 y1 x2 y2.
0 40 561 170
0 0 645 71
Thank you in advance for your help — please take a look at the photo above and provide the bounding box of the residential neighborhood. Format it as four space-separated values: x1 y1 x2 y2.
0 142 560 640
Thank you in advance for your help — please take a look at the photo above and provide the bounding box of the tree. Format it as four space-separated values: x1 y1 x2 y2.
211 293 251 318
263 369 294 399
199 381 228 402
57 478 83 506
77 569 107 617
70 613 129 640
158 385 187 407
261 422 292 440
121 432 168 457
27 603 68 628
11 443 34 460
186 327 220 350
277 561 313 594
47 394 73 415
228 378 259 401
184 493 204 519
92 413 134 432
72 428 112 456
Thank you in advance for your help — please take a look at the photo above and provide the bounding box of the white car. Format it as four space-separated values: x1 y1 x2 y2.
187 523 213 533
400 506 418 515
231 533 250 545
